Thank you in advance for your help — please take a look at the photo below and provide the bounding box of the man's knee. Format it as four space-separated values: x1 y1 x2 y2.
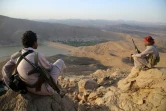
56 59 64 63
53 59 66 72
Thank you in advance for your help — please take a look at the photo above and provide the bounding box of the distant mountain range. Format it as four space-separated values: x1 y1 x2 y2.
38 19 166 38
0 15 123 46
0 15 165 46
37 19 166 27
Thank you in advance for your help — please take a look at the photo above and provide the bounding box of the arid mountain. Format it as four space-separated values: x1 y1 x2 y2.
38 19 166 27
39 19 166 39
0 15 124 46
1 15 165 46
72 35 166 69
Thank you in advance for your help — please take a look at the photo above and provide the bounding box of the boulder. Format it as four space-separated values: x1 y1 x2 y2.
116 68 166 111
78 79 99 95
136 68 166 90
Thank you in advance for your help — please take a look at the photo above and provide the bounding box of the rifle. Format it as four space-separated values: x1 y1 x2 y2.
132 39 141 53
21 55 65 98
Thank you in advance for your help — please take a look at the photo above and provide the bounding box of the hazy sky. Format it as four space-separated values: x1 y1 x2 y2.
0 0 165 23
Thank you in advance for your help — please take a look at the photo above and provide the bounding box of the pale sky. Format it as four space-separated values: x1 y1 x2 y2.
0 0 166 23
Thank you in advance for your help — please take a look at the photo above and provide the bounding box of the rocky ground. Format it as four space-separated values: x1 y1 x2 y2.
58 67 166 111
0 64 166 111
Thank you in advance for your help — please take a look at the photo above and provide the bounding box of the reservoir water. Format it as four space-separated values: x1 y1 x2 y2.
0 45 69 62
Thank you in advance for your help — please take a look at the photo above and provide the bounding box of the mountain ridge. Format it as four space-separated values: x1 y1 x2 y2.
0 15 124 46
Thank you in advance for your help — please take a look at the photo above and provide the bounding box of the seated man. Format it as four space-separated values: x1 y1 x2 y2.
2 31 66 95
131 36 160 69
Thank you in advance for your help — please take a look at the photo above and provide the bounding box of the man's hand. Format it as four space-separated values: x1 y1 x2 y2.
130 54 133 62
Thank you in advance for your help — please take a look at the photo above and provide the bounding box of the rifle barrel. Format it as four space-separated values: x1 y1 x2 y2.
132 39 141 53
132 39 135 45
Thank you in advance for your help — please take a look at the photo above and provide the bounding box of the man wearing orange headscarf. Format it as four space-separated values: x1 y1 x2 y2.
131 36 159 69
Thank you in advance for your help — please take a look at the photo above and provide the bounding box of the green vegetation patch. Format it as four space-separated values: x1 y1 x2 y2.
54 40 108 47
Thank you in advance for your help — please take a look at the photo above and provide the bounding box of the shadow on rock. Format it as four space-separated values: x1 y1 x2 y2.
48 54 110 75
121 57 134 66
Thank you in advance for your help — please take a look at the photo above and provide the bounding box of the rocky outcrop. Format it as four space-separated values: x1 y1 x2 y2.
75 68 166 111
117 67 166 111
0 67 166 111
